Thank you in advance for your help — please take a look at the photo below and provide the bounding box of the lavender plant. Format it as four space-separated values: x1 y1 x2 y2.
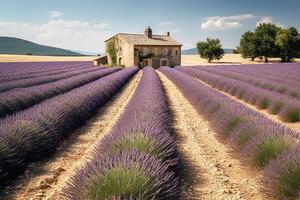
0 67 120 118
62 67 180 199
0 67 138 182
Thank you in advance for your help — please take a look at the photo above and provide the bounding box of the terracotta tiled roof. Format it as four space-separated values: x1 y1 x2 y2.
105 33 182 46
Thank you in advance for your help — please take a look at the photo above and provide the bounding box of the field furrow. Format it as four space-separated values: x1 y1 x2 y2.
159 71 263 200
159 67 300 199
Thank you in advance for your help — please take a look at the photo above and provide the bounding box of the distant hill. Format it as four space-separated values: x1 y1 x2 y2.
182 48 234 55
72 50 101 56
0 36 82 56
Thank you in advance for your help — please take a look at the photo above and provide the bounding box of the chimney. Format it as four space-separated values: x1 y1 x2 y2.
166 32 170 36
145 26 152 38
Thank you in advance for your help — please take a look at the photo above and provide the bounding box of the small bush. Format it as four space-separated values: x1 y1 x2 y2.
62 151 179 200
108 133 162 158
84 167 153 199
268 101 284 114
251 137 293 168
262 145 300 199
223 116 245 137
236 127 257 148
280 106 300 122
256 97 270 109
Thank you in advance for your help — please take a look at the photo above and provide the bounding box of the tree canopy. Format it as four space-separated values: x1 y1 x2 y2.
239 23 300 62
196 38 224 62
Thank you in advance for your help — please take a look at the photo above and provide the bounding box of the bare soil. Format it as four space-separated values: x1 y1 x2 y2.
158 72 265 200
1 71 141 200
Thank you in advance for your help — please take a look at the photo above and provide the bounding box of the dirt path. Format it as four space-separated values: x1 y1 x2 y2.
191 76 300 132
2 71 141 200
158 72 265 200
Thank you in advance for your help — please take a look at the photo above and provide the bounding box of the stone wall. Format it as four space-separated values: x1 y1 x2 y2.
106 36 181 67
133 45 181 67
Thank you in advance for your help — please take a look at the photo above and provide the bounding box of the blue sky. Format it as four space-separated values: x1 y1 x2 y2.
0 0 299 52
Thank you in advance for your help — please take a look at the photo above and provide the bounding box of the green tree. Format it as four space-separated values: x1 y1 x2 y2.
196 38 224 62
239 31 259 61
275 27 300 62
255 23 281 62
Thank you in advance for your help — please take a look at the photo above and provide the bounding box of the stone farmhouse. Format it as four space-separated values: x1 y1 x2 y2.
95 26 182 68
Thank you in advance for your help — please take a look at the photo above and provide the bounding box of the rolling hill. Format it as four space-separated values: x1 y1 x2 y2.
0 36 82 56
182 47 234 55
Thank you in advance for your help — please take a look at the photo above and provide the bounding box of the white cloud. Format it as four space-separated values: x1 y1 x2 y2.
159 21 172 26
256 16 284 27
94 22 109 29
201 14 255 30
50 11 63 18
0 19 111 52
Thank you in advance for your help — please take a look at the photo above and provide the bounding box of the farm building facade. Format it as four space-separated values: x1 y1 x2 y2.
101 26 182 68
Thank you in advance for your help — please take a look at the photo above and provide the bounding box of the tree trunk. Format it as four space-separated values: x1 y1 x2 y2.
251 57 254 61
264 57 269 63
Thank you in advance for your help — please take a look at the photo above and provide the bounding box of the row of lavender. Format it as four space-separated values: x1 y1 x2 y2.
176 67 300 123
0 67 138 183
0 61 90 76
221 63 300 84
0 62 93 83
193 65 300 100
0 67 121 118
62 67 180 199
160 67 300 199
0 64 104 92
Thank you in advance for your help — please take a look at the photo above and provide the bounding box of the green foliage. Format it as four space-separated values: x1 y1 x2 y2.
224 116 245 137
84 167 153 199
256 97 270 109
252 137 293 168
239 31 259 61
269 102 284 114
109 134 162 158
237 128 257 148
275 27 300 62
240 23 300 62
283 107 300 122
255 23 281 62
232 47 239 54
106 39 117 66
277 162 300 198
196 38 224 62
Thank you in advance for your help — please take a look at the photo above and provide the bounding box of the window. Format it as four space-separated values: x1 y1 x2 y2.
119 47 122 51
175 50 178 55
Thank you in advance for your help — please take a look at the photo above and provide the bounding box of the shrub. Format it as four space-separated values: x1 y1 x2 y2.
268 101 284 114
223 116 245 137
62 151 179 200
262 145 300 199
256 97 270 109
279 106 300 122
247 136 294 168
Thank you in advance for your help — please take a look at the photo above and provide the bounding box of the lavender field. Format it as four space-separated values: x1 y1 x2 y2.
0 62 300 199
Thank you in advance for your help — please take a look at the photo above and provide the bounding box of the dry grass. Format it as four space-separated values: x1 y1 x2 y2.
1 53 299 66
0 54 97 62
181 54 300 66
